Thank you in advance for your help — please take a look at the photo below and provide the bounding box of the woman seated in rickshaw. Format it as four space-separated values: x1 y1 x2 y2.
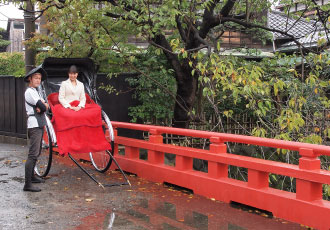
58 65 86 112
50 65 110 155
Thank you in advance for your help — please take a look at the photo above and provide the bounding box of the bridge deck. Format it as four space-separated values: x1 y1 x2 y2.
0 143 304 229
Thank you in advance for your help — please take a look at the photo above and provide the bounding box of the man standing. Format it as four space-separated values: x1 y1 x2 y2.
24 67 49 192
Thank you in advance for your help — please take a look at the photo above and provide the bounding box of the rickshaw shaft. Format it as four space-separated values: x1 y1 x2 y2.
68 153 105 189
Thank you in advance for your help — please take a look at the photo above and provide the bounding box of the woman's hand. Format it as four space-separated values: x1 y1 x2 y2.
74 106 82 112
69 106 81 111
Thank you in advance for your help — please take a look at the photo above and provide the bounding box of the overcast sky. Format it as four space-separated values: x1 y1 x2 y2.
0 3 23 29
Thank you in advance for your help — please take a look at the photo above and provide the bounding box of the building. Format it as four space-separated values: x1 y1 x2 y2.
276 0 330 15
6 18 40 53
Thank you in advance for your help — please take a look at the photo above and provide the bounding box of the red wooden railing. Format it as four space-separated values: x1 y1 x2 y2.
108 122 330 230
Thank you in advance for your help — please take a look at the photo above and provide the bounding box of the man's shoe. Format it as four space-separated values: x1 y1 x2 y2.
23 184 41 192
31 175 45 183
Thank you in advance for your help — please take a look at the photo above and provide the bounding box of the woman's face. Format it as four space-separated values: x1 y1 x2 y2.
68 72 78 82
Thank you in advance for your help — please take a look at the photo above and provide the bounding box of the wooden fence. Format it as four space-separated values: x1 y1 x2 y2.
0 76 27 138
152 110 330 147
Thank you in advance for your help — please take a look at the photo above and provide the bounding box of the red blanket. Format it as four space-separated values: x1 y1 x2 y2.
51 101 111 155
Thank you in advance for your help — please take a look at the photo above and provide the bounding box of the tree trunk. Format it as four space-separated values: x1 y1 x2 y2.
153 35 198 128
24 0 36 73
172 61 198 128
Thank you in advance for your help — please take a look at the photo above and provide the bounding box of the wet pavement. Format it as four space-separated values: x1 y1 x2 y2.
0 142 306 230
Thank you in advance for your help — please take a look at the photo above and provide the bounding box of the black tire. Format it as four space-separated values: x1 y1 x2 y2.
35 126 53 177
89 121 113 173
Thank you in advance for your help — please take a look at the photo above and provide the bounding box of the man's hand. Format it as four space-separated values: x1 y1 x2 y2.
43 102 49 110
36 108 41 113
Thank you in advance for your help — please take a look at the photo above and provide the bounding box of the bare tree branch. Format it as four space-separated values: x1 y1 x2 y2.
176 15 187 42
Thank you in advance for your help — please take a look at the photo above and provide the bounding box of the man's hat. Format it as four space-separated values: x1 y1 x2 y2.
24 65 47 82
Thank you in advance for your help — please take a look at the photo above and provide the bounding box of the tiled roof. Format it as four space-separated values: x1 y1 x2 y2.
267 11 320 40
281 30 327 47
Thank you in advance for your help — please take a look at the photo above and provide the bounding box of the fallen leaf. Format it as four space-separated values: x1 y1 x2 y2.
210 198 216 201
22 160 26 163
53 182 58 185
178 219 184 222
64 187 69 191
85 198 93 202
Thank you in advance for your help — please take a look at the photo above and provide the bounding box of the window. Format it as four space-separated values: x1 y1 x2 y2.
13 22 24 30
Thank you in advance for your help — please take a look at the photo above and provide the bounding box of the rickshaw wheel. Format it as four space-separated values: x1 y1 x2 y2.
89 122 113 173
35 126 53 177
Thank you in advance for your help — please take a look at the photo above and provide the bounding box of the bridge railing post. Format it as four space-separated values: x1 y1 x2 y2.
208 137 227 178
124 127 139 159
113 127 119 155
248 169 269 189
296 148 322 201
148 129 164 164
176 135 193 170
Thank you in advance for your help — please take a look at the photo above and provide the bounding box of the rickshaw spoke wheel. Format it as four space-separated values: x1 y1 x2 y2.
35 126 53 177
89 122 113 173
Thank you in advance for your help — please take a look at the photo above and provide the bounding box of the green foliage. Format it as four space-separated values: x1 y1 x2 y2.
0 28 10 49
193 50 330 143
27 0 137 73
0 52 25 77
127 48 176 123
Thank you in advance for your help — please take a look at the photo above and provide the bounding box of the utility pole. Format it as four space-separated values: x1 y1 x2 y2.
24 0 35 73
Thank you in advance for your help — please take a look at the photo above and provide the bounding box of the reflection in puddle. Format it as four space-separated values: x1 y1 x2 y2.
127 209 150 223
76 188 300 229
156 202 176 220
102 211 116 230
110 196 298 230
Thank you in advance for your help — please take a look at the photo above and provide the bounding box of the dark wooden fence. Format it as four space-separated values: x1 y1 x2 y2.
0 76 27 138
0 73 139 140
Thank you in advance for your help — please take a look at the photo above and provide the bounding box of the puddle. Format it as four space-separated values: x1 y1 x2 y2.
103 211 115 230
10 177 25 183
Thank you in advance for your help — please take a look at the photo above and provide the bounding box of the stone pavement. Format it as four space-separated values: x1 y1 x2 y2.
0 142 305 230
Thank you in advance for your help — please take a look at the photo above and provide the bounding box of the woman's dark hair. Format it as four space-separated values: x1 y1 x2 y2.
68 65 78 73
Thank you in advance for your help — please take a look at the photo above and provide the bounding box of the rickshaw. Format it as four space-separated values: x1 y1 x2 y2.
34 57 130 188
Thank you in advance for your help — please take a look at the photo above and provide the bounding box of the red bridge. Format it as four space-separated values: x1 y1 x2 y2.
84 121 330 230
